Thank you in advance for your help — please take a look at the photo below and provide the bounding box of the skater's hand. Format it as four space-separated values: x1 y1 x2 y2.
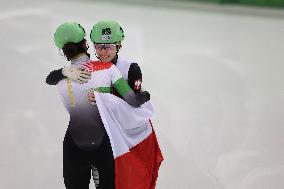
62 65 91 84
87 91 96 106
141 91 150 102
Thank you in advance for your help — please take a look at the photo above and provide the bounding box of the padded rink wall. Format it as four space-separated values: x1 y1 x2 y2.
189 0 284 7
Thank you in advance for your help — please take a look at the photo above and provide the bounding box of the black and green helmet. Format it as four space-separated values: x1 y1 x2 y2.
90 20 124 44
54 22 86 49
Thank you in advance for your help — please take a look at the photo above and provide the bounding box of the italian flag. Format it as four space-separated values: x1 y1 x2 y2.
95 92 163 189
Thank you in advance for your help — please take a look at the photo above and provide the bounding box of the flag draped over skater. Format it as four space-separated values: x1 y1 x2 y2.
95 92 163 189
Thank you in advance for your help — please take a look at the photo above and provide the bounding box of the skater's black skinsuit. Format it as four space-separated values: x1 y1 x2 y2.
46 55 145 189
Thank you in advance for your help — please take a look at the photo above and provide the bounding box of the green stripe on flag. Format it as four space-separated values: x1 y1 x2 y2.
113 78 132 97
85 87 112 95
95 87 112 93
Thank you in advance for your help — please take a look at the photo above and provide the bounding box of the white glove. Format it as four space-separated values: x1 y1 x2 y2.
62 65 91 84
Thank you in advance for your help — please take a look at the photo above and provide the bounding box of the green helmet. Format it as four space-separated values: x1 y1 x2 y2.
90 20 124 44
54 22 86 49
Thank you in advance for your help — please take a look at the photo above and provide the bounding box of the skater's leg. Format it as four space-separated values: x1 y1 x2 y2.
91 164 100 188
63 129 91 189
92 134 115 189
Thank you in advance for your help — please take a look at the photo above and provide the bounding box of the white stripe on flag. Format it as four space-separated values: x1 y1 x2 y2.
95 92 153 158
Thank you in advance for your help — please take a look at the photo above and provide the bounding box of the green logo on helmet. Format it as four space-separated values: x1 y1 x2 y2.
101 27 112 41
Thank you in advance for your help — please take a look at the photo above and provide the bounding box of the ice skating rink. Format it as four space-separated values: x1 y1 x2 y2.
0 0 284 188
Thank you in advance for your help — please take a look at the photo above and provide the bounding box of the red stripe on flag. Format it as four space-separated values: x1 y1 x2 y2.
115 120 163 189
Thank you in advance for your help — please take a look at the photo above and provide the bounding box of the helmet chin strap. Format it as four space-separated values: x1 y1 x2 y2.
95 51 99 60
58 49 64 56
116 44 121 53
112 44 121 64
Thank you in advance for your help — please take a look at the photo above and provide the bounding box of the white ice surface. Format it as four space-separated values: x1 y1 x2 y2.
0 0 284 188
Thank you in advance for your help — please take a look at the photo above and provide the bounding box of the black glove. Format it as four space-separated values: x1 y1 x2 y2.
140 91 150 102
